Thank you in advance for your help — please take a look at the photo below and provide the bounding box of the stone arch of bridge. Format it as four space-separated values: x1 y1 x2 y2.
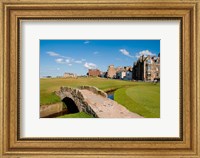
62 97 79 114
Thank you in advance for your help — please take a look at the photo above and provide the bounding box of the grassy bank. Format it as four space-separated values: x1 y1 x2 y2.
40 77 160 118
114 84 160 118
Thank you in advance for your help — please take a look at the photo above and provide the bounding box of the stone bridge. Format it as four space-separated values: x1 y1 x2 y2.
55 86 142 118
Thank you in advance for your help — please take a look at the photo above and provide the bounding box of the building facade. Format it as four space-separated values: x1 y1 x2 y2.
63 73 77 78
116 71 126 79
88 69 101 77
107 65 133 80
132 55 160 81
124 71 133 80
107 65 116 78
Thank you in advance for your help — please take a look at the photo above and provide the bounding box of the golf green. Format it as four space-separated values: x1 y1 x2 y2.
114 84 160 118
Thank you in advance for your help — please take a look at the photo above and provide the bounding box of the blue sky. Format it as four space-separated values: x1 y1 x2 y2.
40 40 160 77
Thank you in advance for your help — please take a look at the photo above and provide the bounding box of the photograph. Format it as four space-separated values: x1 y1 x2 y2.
1 0 199 156
40 40 160 118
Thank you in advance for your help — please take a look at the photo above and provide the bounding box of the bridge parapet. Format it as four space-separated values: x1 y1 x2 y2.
79 86 107 98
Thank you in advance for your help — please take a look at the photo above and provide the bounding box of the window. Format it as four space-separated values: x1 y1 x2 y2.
147 65 151 71
147 59 151 64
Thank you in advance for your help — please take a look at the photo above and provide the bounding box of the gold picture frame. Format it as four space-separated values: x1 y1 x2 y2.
0 0 199 157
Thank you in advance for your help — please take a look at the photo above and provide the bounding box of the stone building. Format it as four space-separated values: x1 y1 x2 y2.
63 72 77 78
107 65 133 80
125 71 133 80
116 70 126 79
107 65 117 78
132 55 160 81
115 66 132 72
88 69 101 77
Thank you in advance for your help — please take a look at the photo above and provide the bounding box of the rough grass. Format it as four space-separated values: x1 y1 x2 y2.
57 112 94 118
114 84 160 118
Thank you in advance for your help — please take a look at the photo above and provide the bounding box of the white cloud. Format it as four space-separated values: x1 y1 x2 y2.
55 58 65 64
74 60 82 64
84 41 90 44
47 51 72 59
65 59 70 63
135 50 156 58
49 51 88 66
47 51 60 56
119 49 134 58
84 62 97 69
120 49 157 59
56 57 85 66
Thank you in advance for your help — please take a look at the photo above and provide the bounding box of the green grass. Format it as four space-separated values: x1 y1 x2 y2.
40 77 142 105
40 77 160 118
57 112 94 118
40 92 61 105
114 84 160 118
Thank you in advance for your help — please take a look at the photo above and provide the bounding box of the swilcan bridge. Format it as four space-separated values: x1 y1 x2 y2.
55 86 142 118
